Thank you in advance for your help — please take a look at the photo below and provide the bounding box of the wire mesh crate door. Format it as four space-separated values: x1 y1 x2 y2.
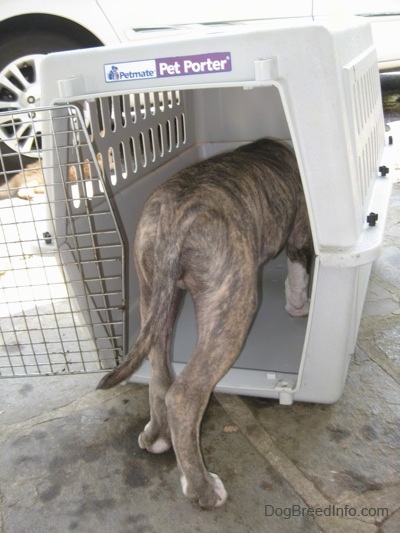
0 105 127 377
46 105 128 371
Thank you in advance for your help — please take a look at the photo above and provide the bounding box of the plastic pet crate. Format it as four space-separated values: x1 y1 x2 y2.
2 17 394 403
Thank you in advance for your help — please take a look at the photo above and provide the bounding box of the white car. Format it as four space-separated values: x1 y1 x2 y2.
0 0 399 158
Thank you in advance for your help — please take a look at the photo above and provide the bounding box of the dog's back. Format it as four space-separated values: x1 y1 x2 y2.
139 138 308 274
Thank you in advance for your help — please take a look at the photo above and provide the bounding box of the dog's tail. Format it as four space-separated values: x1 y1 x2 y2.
97 208 184 390
96 319 163 390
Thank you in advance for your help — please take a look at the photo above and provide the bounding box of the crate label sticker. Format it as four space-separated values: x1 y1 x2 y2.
104 52 231 82
105 60 157 82
157 52 231 77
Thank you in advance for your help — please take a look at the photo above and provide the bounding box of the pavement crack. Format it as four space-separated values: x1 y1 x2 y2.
0 386 129 442
216 393 394 532
216 393 331 509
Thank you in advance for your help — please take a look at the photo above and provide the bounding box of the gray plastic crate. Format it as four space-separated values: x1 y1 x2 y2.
2 17 394 403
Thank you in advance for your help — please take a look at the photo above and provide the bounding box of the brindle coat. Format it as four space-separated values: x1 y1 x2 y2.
97 138 313 508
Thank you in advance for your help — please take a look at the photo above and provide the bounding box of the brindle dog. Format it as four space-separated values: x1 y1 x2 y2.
97 138 314 508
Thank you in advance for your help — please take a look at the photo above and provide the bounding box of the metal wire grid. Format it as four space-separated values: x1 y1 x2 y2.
0 105 126 377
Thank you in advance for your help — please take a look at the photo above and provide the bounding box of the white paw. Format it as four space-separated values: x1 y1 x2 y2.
149 437 171 453
180 474 189 496
17 188 35 200
138 422 171 453
209 472 228 507
285 299 310 317
138 432 146 449
180 472 228 507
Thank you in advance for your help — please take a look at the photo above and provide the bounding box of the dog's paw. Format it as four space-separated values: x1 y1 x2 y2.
180 472 228 509
17 187 35 200
285 298 310 317
207 473 228 507
17 180 45 200
138 422 172 454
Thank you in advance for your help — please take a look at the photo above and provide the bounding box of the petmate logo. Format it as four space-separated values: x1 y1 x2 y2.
105 52 232 83
105 60 157 82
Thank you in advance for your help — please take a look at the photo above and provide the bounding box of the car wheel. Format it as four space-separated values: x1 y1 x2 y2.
0 31 86 169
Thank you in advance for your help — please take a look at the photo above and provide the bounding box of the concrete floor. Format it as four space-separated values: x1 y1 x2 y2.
1 146 400 531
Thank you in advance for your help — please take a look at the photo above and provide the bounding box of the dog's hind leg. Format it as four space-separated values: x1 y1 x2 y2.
133 221 183 453
130 211 180 454
138 286 182 454
165 271 258 508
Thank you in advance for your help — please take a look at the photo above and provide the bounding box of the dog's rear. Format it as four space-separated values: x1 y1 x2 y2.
97 196 191 389
97 138 313 508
